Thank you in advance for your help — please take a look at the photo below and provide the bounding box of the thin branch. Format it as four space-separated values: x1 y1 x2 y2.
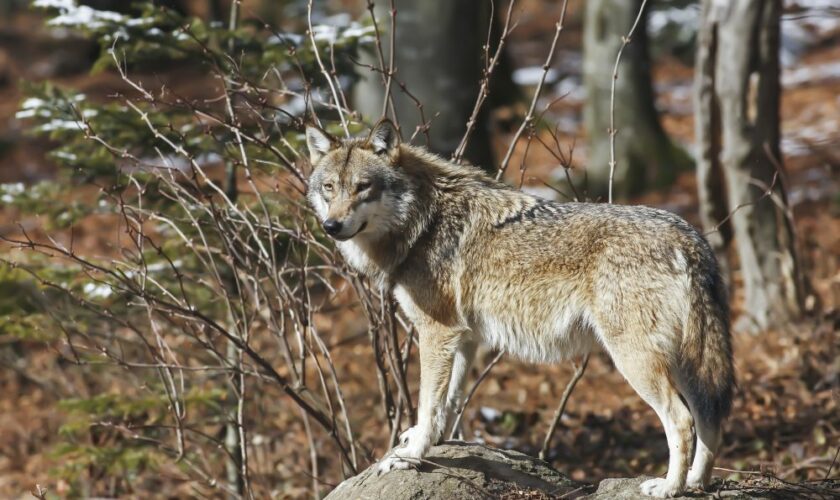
307 0 350 136
608 0 650 203
448 350 504 440
497 0 569 179
539 353 590 460
453 0 518 163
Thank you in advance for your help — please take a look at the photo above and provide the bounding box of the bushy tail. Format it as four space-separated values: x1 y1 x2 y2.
678 265 734 429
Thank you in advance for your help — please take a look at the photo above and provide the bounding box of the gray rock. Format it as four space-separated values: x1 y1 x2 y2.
327 443 814 499
585 476 770 499
325 442 585 499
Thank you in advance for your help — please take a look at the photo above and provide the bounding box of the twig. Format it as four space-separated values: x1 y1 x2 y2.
453 0 518 163
703 170 779 237
539 353 590 460
448 350 504 440
307 0 350 136
826 444 840 480
608 0 650 203
497 0 569 179
365 0 398 123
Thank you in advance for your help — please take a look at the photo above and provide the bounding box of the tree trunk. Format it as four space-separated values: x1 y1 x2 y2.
354 0 514 171
694 0 732 285
695 0 806 331
582 0 691 200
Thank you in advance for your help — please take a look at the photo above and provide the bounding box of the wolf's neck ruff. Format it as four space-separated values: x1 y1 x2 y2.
337 145 548 286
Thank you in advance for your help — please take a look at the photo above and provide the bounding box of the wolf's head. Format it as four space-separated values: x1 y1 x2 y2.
306 120 415 241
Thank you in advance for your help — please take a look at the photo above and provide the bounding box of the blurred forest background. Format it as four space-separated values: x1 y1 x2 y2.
0 0 838 498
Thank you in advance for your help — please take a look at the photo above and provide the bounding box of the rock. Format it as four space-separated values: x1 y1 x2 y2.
326 441 812 500
585 476 765 499
326 443 782 499
325 442 586 499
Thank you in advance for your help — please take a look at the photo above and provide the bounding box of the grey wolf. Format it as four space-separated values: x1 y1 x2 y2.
305 121 734 498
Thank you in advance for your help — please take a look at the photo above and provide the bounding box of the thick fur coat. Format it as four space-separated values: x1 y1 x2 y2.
306 122 734 498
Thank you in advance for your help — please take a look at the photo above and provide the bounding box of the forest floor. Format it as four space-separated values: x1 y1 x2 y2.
1 1 839 499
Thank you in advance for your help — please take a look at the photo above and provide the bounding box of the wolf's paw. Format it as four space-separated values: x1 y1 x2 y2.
685 470 707 490
640 478 683 498
376 453 419 474
378 426 430 474
399 425 423 446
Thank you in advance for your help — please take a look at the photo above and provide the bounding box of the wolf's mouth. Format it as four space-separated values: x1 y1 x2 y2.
334 221 367 241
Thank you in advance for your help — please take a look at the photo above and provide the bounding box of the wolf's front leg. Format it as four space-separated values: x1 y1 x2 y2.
378 325 460 473
443 340 477 440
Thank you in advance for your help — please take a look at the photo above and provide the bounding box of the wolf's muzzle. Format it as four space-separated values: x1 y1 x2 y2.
322 219 343 236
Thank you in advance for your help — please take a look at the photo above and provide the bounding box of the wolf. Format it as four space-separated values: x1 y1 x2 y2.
305 120 734 498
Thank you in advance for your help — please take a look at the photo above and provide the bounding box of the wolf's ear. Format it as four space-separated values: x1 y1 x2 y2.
369 119 399 155
306 125 336 163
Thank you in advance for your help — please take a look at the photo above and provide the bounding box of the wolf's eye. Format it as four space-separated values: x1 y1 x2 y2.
355 182 372 193
323 183 334 193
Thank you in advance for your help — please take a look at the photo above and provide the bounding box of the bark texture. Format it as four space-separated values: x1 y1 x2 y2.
354 0 515 171
694 0 805 331
582 0 691 200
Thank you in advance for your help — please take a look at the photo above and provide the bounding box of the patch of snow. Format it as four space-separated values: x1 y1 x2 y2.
513 66 559 87
146 260 183 272
280 94 307 117
342 24 375 41
311 22 374 44
648 6 699 37
49 5 124 29
479 407 502 422
781 0 840 66
268 33 303 46
0 183 24 204
125 17 154 27
35 0 126 30
521 185 560 201
20 97 47 109
311 25 339 43
37 119 84 132
83 282 113 299
781 116 840 157
0 183 25 194
53 151 78 161
32 0 74 9
321 13 352 26
785 0 840 11
783 60 840 86
553 75 585 103
15 109 46 119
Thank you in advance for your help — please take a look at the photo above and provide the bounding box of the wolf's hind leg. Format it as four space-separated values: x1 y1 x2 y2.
606 344 693 498
686 414 721 489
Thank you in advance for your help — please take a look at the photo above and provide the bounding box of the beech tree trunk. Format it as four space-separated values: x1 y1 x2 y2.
695 0 806 331
582 0 691 200
354 0 515 171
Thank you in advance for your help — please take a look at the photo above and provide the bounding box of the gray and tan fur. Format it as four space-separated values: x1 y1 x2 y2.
306 122 734 498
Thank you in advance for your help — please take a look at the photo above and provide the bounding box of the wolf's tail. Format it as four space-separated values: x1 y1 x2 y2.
678 262 734 430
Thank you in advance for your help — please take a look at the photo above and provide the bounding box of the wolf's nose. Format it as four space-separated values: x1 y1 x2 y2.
323 219 342 236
